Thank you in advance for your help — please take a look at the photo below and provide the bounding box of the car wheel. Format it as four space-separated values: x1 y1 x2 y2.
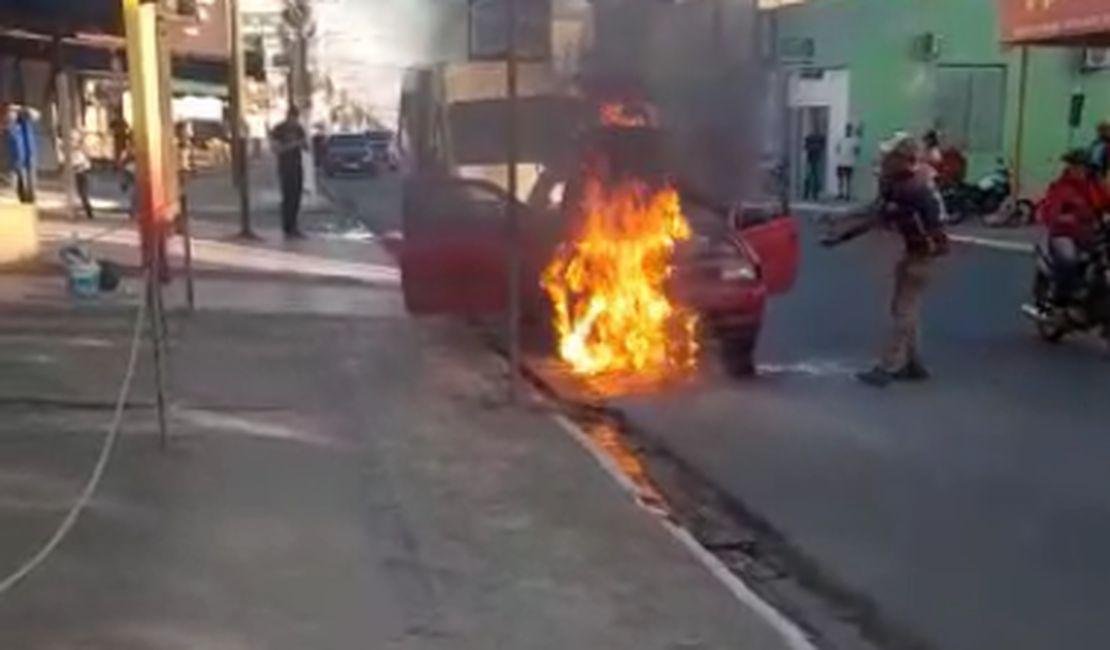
717 329 758 379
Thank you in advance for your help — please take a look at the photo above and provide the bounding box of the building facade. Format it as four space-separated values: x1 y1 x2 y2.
774 0 1110 198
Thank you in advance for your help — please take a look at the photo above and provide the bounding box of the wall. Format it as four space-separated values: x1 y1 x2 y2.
774 0 1110 197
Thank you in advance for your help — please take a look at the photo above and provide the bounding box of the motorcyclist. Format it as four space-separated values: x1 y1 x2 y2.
1039 148 1110 303
821 133 949 387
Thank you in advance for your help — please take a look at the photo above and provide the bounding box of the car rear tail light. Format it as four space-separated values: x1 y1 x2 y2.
714 242 758 282
719 259 758 282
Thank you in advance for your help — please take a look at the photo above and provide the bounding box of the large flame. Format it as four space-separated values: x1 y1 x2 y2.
541 172 699 378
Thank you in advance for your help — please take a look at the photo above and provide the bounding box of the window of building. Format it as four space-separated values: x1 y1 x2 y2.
933 65 1006 153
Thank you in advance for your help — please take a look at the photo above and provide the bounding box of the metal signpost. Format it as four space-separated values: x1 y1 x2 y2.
228 0 255 238
469 0 551 403
505 0 522 403
123 0 179 448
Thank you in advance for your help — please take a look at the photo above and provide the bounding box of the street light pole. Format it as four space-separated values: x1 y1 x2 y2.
505 0 522 403
227 0 255 238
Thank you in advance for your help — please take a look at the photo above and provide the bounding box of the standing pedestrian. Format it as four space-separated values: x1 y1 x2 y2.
109 109 130 166
820 133 949 387
4 106 38 204
802 128 826 201
270 107 307 238
62 126 96 219
834 123 860 201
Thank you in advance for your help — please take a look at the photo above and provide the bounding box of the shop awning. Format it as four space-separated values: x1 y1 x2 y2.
0 0 231 82
0 30 230 84
0 0 121 37
998 0 1110 46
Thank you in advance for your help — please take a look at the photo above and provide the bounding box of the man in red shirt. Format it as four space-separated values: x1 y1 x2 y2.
1040 149 1110 302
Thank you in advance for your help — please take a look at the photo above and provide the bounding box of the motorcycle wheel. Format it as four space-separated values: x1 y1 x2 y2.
1032 270 1067 343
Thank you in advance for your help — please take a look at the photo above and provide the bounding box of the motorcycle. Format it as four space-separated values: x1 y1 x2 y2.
941 158 1034 226
1021 212 1110 343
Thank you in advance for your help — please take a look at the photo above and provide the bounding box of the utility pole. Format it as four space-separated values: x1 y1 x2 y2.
227 0 256 238
285 0 318 205
53 41 77 221
505 0 522 403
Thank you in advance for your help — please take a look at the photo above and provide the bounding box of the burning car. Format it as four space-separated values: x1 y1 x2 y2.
397 63 798 379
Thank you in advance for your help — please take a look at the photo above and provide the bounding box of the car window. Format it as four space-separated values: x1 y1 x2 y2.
327 135 370 150
367 131 392 146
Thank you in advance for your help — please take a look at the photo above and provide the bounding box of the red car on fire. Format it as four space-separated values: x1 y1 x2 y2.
397 63 799 377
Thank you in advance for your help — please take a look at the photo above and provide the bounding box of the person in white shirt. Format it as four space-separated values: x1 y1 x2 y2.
834 123 861 201
70 128 95 220
57 126 95 219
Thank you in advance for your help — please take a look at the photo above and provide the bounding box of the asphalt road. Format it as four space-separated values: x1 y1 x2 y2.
329 173 1110 650
613 225 1110 650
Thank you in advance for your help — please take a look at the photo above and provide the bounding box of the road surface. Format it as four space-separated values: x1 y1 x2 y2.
330 172 1110 650
612 225 1110 650
1 174 803 650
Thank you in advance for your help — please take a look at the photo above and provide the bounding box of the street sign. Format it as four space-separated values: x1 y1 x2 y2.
468 0 551 61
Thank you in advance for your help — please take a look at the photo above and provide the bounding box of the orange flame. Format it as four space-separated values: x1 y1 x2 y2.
599 102 647 127
541 174 699 378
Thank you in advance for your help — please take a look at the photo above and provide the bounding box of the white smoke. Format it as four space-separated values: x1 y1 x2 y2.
316 0 469 124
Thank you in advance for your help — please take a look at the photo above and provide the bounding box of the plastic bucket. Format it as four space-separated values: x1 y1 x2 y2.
67 263 101 298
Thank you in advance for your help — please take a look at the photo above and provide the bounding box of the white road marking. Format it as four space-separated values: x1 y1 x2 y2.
948 234 1034 254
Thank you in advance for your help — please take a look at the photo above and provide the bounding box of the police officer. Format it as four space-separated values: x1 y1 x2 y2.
821 133 949 387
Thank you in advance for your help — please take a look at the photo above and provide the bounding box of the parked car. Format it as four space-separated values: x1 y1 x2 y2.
366 129 399 171
322 132 376 177
400 121 800 377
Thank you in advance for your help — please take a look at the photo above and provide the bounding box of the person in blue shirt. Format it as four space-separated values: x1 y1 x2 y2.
4 106 38 203
1089 121 1110 183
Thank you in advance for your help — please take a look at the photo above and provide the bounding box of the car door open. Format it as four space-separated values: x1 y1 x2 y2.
400 177 512 315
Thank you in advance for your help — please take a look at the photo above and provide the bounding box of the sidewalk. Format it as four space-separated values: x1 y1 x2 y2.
10 159 393 285
33 218 398 284
0 267 801 649
32 157 330 226
793 200 1038 253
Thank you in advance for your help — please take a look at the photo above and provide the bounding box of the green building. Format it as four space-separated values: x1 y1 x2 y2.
773 0 1110 199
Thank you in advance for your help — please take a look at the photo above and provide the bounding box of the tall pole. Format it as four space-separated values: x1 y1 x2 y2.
288 0 318 205
505 0 522 403
55 60 77 220
123 0 175 447
227 0 255 238
1012 45 1030 199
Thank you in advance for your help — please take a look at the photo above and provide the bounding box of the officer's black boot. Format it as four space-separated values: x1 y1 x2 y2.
893 357 931 381
856 366 895 387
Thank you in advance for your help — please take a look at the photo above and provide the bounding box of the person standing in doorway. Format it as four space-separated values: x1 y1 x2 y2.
4 106 38 204
270 107 307 239
802 128 826 201
834 123 860 201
